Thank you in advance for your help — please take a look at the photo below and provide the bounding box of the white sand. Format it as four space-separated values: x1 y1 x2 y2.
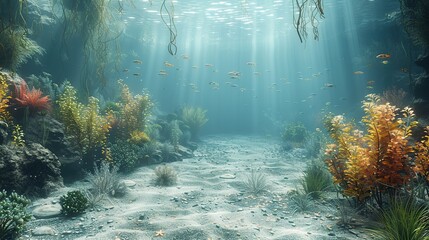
24 135 371 240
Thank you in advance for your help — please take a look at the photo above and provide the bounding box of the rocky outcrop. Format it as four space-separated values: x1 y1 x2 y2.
24 114 83 182
0 143 63 196
0 120 7 144
414 53 429 117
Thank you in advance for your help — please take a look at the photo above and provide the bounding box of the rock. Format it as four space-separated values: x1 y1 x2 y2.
123 180 136 187
0 121 7 145
0 143 63 196
25 115 82 182
219 174 236 179
32 226 57 236
33 204 62 219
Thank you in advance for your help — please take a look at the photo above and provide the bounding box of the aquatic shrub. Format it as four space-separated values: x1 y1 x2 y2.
108 140 141 172
381 87 410 110
281 122 307 147
370 197 429 240
0 28 44 71
243 170 269 195
86 161 125 198
413 126 429 198
324 94 418 206
59 190 89 216
288 191 314 213
57 85 111 165
129 130 151 145
141 140 160 162
153 165 177 186
167 119 183 148
303 130 326 158
301 160 332 199
13 80 51 115
116 80 152 140
180 106 208 141
0 72 11 123
0 190 31 240
26 73 67 104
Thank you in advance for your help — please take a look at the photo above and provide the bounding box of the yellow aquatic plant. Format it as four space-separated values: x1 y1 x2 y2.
57 85 111 158
116 80 152 139
0 72 11 123
129 130 150 145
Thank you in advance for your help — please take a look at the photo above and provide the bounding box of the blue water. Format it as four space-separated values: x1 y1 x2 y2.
98 0 407 135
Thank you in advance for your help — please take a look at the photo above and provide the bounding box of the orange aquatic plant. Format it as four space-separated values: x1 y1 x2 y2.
324 94 418 206
414 126 429 189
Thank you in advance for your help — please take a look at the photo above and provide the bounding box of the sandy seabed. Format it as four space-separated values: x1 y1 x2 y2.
22 135 372 240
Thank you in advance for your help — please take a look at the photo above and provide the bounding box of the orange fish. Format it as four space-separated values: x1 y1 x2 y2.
376 53 391 59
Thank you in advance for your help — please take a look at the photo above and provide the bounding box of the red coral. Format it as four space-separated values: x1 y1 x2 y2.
14 80 51 113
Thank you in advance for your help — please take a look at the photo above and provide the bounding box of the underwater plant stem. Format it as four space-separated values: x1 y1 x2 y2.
160 0 177 55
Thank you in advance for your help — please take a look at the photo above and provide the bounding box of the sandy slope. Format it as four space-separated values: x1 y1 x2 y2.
23 135 371 240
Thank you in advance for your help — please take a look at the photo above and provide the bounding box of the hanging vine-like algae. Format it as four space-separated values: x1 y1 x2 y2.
160 0 177 55
57 0 122 96
292 0 325 43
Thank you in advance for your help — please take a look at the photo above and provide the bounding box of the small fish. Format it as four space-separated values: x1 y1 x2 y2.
254 72 260 75
228 71 240 76
209 81 218 85
133 60 143 64
158 71 168 76
164 61 174 67
123 69 129 72
376 53 391 59
205 64 214 67
324 83 334 88
381 60 389 64
353 71 365 75
400 67 409 73
133 73 141 76
246 62 256 66
181 54 189 60
367 80 375 85
231 84 239 88
192 65 198 69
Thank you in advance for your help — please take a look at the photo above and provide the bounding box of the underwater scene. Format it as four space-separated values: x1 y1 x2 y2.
1 0 429 239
